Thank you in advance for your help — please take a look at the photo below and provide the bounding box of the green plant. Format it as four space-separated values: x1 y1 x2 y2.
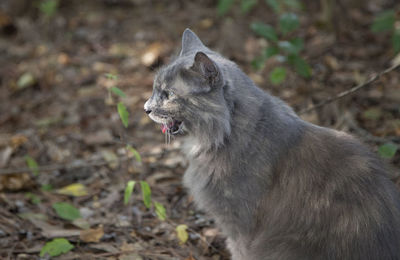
38 0 59 18
106 74 130 128
123 180 167 221
217 0 311 84
378 143 398 159
371 9 400 54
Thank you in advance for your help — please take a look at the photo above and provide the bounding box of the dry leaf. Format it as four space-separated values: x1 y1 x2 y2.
56 183 88 197
141 42 162 67
0 146 13 168
79 226 104 243
29 219 81 238
10 135 28 149
0 173 33 191
176 224 189 245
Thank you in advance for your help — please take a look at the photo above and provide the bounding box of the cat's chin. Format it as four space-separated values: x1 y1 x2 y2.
161 120 183 135
148 114 183 135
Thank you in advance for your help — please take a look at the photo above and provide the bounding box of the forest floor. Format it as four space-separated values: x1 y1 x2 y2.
0 0 399 259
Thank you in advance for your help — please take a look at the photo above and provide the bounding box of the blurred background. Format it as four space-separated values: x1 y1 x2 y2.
0 0 399 259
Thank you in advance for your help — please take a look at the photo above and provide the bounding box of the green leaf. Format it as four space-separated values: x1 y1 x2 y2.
217 0 235 16
278 38 304 55
41 184 53 191
251 56 267 70
110 87 126 98
140 181 152 208
265 46 280 58
269 67 287 85
251 22 278 42
283 0 302 10
378 143 398 159
371 10 395 32
25 155 39 176
241 0 258 13
154 201 167 221
279 13 299 35
39 0 58 17
126 145 142 163
265 0 281 13
25 193 41 204
124 181 136 205
52 202 81 221
362 108 382 120
40 238 74 257
289 38 304 53
288 54 312 78
104 73 118 80
117 102 129 128
392 29 400 54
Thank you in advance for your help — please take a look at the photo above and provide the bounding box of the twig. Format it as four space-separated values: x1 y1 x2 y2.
299 63 400 115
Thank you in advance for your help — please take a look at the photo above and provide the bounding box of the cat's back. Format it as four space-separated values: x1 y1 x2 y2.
258 123 400 260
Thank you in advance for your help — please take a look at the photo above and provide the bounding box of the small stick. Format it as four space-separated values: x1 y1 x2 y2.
299 63 400 115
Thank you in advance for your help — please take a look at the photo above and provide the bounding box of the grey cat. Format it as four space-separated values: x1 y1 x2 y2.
144 29 400 260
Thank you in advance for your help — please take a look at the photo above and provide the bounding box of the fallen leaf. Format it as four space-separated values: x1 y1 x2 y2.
79 226 104 243
101 150 119 169
176 224 189 245
10 135 28 149
29 219 81 238
141 42 162 67
56 183 88 197
120 241 144 252
52 202 81 221
40 238 74 257
0 173 33 191
17 72 36 89
72 218 90 230
0 146 13 168
18 212 48 221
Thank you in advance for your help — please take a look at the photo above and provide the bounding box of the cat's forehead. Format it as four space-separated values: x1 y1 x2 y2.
154 59 188 86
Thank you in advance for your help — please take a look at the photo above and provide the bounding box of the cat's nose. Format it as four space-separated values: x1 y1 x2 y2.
144 109 152 114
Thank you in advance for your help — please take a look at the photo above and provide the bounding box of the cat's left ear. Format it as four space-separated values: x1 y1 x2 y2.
190 52 221 86
180 28 207 56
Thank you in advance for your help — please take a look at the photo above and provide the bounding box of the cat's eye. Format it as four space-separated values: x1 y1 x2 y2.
161 90 174 100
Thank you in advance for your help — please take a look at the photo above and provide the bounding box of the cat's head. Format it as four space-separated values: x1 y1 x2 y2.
144 29 231 145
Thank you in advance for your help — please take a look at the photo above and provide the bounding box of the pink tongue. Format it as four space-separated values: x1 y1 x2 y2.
161 124 167 134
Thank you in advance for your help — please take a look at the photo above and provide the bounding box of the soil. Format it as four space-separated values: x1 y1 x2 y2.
0 0 399 259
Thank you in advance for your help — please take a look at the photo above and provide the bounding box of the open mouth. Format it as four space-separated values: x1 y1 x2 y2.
161 120 183 135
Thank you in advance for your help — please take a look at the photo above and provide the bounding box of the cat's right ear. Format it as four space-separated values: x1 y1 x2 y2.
180 28 207 56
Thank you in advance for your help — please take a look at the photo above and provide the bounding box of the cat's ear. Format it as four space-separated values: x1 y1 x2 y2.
190 52 220 86
180 28 207 56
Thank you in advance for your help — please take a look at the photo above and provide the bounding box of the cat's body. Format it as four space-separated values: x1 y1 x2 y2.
144 29 400 260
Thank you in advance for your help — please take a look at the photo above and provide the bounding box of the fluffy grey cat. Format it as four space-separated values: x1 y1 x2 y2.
144 29 400 260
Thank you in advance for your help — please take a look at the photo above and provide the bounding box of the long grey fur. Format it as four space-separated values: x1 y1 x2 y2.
144 28 400 260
